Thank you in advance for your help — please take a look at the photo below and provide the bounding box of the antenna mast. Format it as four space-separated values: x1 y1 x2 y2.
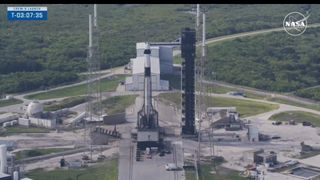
85 4 102 160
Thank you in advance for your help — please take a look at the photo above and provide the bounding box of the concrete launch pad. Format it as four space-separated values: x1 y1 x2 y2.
118 138 185 180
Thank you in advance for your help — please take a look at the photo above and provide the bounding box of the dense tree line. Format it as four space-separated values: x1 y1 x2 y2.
1 4 320 94
205 27 320 94
0 71 78 94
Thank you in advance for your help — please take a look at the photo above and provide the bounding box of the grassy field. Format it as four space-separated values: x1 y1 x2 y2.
269 111 320 127
266 97 320 111
206 97 278 117
26 157 118 180
204 83 320 111
99 95 137 115
205 84 237 94
158 92 278 117
25 75 125 100
0 98 23 107
44 96 88 111
1 126 50 136
186 163 247 180
173 54 183 64
14 148 72 160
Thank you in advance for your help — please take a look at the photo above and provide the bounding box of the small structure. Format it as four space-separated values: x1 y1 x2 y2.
254 149 277 166
210 107 242 131
20 101 57 128
5 95 13 100
0 145 7 173
18 118 30 127
248 124 259 142
68 160 83 169
207 107 236 117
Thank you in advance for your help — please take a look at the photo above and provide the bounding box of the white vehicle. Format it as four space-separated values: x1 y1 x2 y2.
165 163 179 171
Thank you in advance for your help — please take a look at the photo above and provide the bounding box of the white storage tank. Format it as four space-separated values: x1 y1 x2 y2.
0 145 7 173
248 124 259 142
13 170 19 180
26 101 43 117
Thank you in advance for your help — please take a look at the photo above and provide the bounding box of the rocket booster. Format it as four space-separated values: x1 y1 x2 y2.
144 43 152 121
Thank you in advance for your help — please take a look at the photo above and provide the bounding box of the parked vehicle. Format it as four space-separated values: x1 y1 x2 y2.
165 163 180 171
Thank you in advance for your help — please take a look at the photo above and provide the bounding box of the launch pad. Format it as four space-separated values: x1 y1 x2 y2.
131 43 163 150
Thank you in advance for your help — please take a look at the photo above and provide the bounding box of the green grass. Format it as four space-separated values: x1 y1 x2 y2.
206 97 278 117
205 84 237 94
186 163 247 180
98 95 137 115
44 96 88 111
269 111 320 127
1 126 50 136
26 157 118 180
158 92 278 117
173 54 183 64
204 83 320 111
25 75 125 100
266 97 320 111
14 148 72 160
0 98 23 107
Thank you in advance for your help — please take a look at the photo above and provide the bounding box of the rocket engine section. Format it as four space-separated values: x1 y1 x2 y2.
136 43 160 148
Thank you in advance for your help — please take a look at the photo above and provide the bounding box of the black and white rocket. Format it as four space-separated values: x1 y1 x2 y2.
137 43 159 130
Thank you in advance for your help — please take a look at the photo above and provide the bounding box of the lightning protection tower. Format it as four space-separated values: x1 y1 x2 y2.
84 4 102 159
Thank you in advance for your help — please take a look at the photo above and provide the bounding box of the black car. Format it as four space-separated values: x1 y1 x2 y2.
159 151 165 157
302 121 312 126
272 121 282 125
271 135 281 139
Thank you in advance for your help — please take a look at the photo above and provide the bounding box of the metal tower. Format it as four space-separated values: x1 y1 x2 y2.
195 5 208 162
84 4 102 159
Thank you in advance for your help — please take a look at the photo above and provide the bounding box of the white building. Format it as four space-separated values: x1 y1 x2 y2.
248 124 259 142
18 117 56 129
125 42 173 91
136 42 173 74
30 117 56 128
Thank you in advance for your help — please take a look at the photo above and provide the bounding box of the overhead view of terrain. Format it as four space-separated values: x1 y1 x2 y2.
0 4 320 180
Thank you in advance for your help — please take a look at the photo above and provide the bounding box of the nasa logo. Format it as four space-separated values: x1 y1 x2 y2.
283 12 309 36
